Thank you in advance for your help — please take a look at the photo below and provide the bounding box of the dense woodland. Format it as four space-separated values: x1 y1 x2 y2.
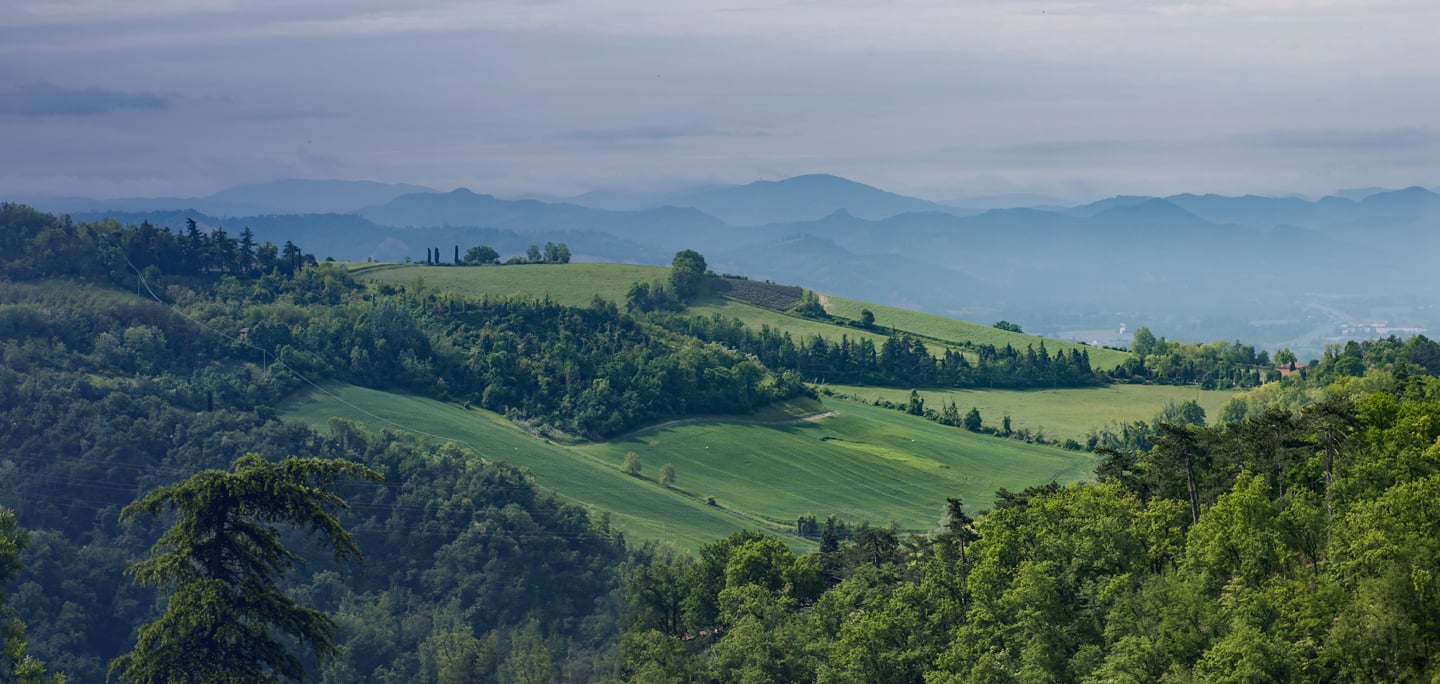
0 204 664 681
619 372 1440 682
4 202 1440 682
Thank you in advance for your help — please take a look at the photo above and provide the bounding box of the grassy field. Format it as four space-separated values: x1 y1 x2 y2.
352 263 669 308
822 294 1132 370
687 298 898 350
279 383 1094 550
825 383 1236 442
575 399 1093 534
278 382 758 550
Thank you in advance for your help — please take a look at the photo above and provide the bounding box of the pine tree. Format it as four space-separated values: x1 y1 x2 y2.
237 227 257 274
110 454 381 683
963 406 983 432
1 508 62 683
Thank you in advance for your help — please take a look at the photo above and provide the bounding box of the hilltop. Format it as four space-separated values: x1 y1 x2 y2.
353 261 1131 370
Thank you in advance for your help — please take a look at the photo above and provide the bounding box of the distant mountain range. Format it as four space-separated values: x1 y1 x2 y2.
19 175 1440 354
646 173 970 224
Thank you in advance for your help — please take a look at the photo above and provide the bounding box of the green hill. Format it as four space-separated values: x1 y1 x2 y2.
280 382 1094 550
349 262 1131 368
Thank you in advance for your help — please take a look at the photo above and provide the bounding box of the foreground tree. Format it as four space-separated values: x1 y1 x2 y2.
2 508 62 684
110 454 382 684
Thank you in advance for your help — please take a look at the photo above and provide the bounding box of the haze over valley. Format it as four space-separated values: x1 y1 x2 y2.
31 173 1440 359
6 1 1440 681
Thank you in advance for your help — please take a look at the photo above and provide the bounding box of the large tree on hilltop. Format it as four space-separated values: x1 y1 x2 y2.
670 249 707 300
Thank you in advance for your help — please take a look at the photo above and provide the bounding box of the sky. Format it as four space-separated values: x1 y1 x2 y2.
3 0 1438 202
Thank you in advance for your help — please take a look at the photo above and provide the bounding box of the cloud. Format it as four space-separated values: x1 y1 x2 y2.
562 125 762 142
0 81 171 117
1248 127 1440 150
932 139 1165 169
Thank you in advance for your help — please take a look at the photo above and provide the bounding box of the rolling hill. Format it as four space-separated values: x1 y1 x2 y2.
349 262 1130 369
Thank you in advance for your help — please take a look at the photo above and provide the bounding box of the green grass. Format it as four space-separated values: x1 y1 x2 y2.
576 400 1093 535
279 383 1094 550
278 383 758 551
821 295 1132 370
826 384 1236 442
687 298 898 350
353 263 669 308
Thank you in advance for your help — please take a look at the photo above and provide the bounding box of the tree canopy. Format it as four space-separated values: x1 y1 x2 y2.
1 509 61 684
669 249 707 300
463 245 500 265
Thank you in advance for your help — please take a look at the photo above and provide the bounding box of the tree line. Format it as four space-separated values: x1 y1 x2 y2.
652 312 1101 390
426 241 572 266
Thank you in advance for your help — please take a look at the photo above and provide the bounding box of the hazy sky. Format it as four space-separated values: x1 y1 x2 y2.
3 0 1437 201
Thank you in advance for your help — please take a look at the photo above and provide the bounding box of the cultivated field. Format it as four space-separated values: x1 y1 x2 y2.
825 384 1237 443
576 399 1094 534
280 383 1094 550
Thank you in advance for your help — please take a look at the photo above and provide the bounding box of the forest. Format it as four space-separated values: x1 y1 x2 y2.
3 202 1440 682
618 373 1440 682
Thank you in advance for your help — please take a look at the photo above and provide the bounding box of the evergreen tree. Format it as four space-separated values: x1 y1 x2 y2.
237 227 257 274
1 508 61 683
963 407 983 432
819 517 840 554
281 241 302 273
110 454 381 683
907 389 925 416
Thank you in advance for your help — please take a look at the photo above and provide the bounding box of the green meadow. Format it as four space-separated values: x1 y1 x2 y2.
352 262 668 307
575 399 1094 533
279 383 1094 550
826 384 1237 442
687 298 897 349
278 382 753 550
